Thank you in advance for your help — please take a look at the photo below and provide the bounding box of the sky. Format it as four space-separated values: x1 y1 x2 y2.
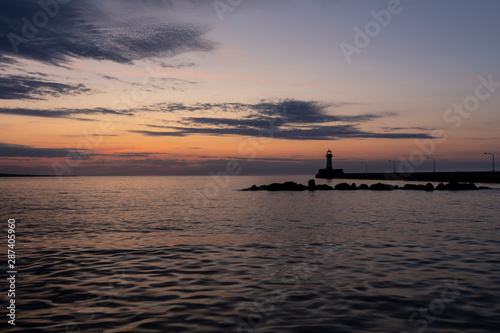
0 0 499 176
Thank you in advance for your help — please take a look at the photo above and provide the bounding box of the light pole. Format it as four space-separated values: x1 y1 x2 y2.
389 160 396 174
361 162 368 174
427 156 435 173
484 152 495 172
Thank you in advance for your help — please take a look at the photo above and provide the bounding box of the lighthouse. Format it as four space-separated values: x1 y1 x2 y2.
315 149 344 179
326 149 333 170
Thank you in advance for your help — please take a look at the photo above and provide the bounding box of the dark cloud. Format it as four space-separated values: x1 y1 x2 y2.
131 130 187 137
0 75 91 99
0 54 18 65
150 100 385 123
465 137 499 141
0 143 171 161
382 126 432 132
0 142 69 158
132 124 433 140
181 117 277 129
0 107 129 118
144 102 231 113
0 0 215 65
0 98 433 140
144 101 265 113
247 99 381 123
64 134 118 137
159 61 197 69
131 99 432 140
114 152 157 158
100 74 121 81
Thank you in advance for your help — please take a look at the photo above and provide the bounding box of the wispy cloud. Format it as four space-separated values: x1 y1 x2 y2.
0 107 129 118
114 152 158 158
131 130 187 137
0 75 91 100
144 100 368 119
381 126 432 132
465 137 499 141
123 68 224 79
131 125 432 140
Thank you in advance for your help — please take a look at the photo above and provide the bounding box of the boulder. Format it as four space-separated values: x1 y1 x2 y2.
308 179 316 191
277 182 303 191
402 184 430 191
265 182 307 191
369 183 393 191
358 184 369 190
316 184 334 190
241 185 261 191
445 182 477 191
335 182 352 190
436 183 446 191
424 183 435 191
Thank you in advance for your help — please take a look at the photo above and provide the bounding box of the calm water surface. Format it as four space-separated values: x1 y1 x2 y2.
1 176 499 332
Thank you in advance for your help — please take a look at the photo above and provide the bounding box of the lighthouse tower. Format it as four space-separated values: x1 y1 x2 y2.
326 149 333 170
316 149 344 179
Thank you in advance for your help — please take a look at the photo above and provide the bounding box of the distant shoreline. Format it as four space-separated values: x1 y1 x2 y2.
0 173 73 178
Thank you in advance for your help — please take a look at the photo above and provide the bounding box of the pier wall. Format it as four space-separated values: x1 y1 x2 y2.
316 171 500 183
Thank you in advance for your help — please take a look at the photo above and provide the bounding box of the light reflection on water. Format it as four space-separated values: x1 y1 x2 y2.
1 176 499 332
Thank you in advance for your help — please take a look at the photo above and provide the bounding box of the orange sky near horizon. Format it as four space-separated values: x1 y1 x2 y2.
1 1 499 175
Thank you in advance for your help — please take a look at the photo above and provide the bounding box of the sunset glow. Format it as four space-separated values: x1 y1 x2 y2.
1 0 499 175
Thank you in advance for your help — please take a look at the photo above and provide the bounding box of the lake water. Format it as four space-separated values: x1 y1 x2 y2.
1 176 499 332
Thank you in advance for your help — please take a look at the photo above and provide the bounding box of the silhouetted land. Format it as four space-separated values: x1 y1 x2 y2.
0 173 69 177
315 170 500 184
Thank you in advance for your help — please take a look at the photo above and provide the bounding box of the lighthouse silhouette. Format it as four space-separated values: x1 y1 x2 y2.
326 149 333 170
316 149 343 179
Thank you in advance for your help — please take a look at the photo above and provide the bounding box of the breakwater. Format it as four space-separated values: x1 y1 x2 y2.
242 180 491 192
315 170 500 183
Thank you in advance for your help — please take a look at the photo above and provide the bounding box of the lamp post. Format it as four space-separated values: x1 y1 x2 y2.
389 160 396 174
484 152 495 172
427 156 435 173
361 162 368 174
